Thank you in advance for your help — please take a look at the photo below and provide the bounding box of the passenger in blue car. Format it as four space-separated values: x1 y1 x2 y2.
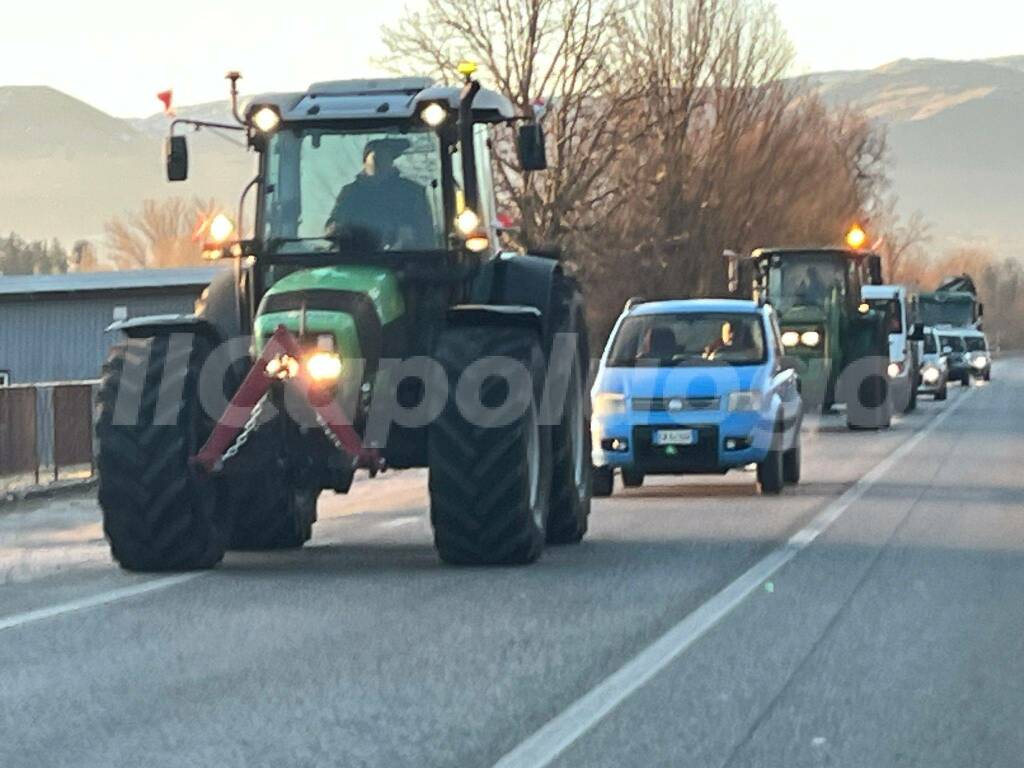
591 299 804 498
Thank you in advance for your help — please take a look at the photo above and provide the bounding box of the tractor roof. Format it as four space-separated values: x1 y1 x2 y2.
249 78 518 123
751 247 878 260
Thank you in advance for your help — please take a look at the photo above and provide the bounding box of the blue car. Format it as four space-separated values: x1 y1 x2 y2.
591 299 803 496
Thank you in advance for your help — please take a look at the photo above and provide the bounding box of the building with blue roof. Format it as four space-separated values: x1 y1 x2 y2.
0 267 223 384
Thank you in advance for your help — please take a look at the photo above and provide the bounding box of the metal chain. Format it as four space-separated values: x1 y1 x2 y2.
221 393 270 465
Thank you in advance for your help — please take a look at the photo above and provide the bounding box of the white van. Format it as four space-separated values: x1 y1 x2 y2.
862 284 919 412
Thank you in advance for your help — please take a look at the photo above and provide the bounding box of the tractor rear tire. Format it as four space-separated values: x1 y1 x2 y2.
429 325 551 566
546 286 592 546
96 334 228 572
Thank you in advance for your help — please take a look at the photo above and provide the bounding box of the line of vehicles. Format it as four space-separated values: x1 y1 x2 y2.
589 246 993 496
93 70 992 573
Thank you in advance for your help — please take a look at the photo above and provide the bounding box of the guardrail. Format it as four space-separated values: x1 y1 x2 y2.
0 381 99 492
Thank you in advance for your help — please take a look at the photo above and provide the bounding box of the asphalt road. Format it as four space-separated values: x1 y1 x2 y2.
2 360 1022 768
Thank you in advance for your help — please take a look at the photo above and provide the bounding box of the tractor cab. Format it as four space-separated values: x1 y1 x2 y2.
96 69 593 572
749 247 889 426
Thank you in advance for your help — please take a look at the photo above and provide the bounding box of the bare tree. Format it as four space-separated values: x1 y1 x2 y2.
105 198 221 269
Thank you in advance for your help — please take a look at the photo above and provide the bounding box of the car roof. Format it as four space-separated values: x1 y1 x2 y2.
626 298 762 316
862 284 905 298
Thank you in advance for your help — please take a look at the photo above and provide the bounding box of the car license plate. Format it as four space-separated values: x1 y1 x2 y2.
653 429 696 446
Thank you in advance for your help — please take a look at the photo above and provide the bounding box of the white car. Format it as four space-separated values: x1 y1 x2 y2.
960 329 992 381
862 284 918 412
917 326 949 400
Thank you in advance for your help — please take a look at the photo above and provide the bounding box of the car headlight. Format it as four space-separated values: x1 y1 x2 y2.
971 356 987 369
727 391 762 412
921 365 940 385
593 392 626 416
800 330 821 347
781 331 800 348
887 362 903 378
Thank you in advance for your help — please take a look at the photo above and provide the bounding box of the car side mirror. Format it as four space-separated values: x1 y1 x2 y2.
165 135 189 182
518 123 547 171
909 323 926 342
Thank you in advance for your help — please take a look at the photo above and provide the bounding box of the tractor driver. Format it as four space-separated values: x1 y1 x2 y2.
326 138 435 250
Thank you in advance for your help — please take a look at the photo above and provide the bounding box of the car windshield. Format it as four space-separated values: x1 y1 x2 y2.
767 254 846 313
263 126 446 253
607 312 766 367
964 336 987 352
941 334 965 352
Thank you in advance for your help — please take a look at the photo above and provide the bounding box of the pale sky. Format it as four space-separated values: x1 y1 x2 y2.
3 0 1023 117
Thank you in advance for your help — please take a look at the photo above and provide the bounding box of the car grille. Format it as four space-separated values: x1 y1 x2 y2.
632 396 721 412
632 425 720 473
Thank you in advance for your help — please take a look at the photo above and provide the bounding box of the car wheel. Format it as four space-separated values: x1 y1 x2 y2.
621 468 644 488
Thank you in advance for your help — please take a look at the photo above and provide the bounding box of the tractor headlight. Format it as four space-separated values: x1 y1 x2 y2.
781 331 800 348
251 106 281 134
420 102 449 127
727 391 762 412
921 365 940 384
306 351 343 382
456 208 481 235
800 330 821 347
593 392 626 416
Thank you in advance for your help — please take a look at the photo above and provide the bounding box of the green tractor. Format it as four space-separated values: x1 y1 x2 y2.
747 247 892 429
918 274 984 330
95 70 592 571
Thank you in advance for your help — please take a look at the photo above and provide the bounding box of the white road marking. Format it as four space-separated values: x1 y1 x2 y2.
0 573 203 633
378 516 421 529
493 391 974 768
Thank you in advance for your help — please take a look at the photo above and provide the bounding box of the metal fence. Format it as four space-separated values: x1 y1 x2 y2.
0 381 99 491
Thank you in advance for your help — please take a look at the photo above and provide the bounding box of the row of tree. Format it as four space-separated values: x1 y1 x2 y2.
384 0 889 336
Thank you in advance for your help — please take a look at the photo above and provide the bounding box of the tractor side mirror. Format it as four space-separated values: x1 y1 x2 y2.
518 123 547 171
978 302 985 317
165 135 189 182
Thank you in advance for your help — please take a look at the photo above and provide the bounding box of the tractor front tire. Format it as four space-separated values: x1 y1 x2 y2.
96 334 227 572
429 325 551 565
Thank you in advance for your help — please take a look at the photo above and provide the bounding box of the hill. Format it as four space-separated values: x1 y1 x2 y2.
806 57 1024 253
0 87 251 251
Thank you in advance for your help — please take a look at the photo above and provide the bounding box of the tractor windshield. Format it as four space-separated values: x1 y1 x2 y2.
263 126 446 253
919 295 975 328
766 254 847 313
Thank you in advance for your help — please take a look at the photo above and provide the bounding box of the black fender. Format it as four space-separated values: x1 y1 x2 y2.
194 268 249 339
446 304 543 331
106 314 224 344
472 253 561 341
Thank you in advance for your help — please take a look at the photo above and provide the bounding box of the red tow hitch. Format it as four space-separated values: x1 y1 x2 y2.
192 325 382 473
